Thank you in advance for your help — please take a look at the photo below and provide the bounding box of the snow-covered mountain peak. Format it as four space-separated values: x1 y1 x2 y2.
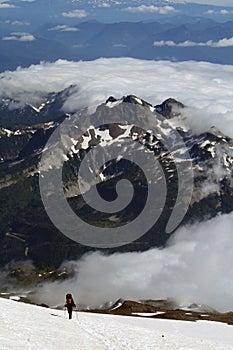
106 94 155 112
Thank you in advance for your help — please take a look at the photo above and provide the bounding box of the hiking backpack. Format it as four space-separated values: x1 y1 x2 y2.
66 293 73 305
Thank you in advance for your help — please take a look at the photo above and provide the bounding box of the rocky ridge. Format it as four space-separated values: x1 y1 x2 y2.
0 89 232 266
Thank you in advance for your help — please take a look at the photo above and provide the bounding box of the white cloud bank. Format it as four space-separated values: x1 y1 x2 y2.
124 5 177 15
153 37 233 48
34 212 233 312
0 58 233 138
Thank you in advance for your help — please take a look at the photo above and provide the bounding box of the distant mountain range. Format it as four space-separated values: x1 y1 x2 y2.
1 0 233 71
0 89 232 267
1 0 233 25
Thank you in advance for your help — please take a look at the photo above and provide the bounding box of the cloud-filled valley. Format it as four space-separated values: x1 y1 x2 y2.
34 212 233 312
1 58 233 138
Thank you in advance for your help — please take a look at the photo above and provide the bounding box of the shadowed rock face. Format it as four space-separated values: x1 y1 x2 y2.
155 98 185 119
0 91 232 266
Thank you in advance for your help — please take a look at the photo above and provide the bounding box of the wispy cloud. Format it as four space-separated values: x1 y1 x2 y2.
2 32 35 41
4 20 30 26
48 25 79 32
124 5 178 15
153 37 233 48
62 9 88 18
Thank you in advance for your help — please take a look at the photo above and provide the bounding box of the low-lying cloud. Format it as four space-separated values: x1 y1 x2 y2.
34 212 233 312
153 37 233 48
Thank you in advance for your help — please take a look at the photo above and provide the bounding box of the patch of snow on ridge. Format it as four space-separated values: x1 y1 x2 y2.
106 99 122 108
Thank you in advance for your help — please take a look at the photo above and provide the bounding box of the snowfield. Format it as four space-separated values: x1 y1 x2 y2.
1 298 233 350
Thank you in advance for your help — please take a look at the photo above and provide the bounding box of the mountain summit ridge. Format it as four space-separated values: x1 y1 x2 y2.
0 91 232 266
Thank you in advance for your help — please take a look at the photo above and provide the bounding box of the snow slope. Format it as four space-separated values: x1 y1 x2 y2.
1 298 233 350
